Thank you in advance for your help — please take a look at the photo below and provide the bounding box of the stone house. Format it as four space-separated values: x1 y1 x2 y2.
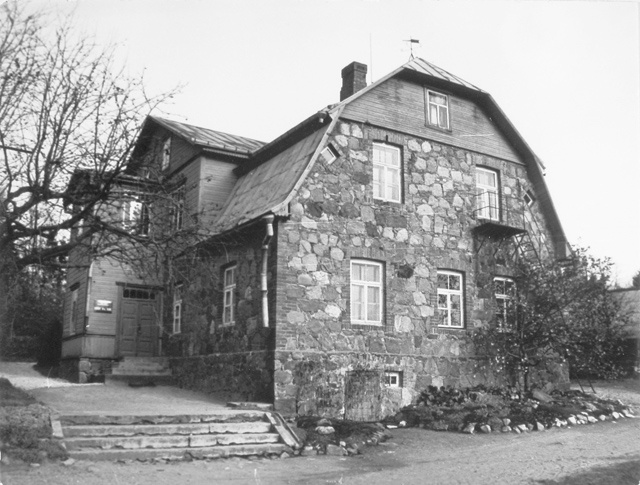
63 58 570 418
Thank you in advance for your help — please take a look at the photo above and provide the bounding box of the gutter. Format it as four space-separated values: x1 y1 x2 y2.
261 214 275 328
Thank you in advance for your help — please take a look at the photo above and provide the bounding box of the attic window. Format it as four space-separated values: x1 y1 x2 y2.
161 138 171 171
524 190 536 207
426 90 450 130
320 144 339 165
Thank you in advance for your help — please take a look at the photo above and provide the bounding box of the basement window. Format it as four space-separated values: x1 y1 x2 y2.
384 371 402 388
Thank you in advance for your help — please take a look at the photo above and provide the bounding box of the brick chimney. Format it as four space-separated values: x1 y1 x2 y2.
340 62 368 101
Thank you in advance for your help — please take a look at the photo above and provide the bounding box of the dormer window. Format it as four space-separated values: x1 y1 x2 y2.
161 138 171 171
426 90 450 130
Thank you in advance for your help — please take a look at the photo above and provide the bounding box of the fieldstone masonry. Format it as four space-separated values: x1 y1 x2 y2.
272 121 561 417
169 120 567 419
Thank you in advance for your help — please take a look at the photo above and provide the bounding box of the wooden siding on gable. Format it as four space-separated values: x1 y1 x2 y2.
168 135 198 173
342 77 522 164
198 156 239 228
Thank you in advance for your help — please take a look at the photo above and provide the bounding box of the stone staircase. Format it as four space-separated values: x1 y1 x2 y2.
56 410 300 461
108 356 173 385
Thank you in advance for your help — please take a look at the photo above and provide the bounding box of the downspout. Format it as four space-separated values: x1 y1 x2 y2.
261 214 275 327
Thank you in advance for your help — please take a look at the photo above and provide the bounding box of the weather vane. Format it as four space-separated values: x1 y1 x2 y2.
404 38 420 60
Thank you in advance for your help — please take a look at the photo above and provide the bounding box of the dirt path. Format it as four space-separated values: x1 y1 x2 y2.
2 414 639 485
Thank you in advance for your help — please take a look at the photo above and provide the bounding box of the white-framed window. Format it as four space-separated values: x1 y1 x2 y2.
437 270 464 328
171 186 185 231
319 144 339 165
173 285 182 334
351 260 383 326
384 371 402 388
372 143 401 203
524 189 536 207
122 197 149 236
476 167 500 221
69 287 79 334
222 265 236 325
427 90 450 129
161 137 171 171
494 277 516 329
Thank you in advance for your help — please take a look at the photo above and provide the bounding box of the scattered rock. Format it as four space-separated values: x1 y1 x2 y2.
567 416 577 425
598 415 606 421
62 458 75 466
326 444 347 456
501 425 511 433
535 422 545 432
479 425 491 433
587 416 598 424
532 389 553 403
623 410 635 418
462 423 476 434
517 424 528 433
502 418 511 426
316 418 332 426
315 426 335 435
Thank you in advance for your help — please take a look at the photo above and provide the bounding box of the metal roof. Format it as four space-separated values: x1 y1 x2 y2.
213 125 330 233
403 58 484 92
151 116 265 154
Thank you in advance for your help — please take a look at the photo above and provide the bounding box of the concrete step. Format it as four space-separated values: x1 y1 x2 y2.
64 432 281 450
57 411 298 461
59 411 267 426
63 421 273 437
67 443 289 461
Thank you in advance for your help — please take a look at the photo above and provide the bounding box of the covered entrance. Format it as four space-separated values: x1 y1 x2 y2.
118 287 159 357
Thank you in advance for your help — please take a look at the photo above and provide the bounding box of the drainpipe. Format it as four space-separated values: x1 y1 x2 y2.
261 214 275 328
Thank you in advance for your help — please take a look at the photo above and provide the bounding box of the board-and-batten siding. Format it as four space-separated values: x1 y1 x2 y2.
341 77 523 164
198 156 238 228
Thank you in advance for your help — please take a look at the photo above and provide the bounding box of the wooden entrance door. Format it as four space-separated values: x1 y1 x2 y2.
118 288 158 357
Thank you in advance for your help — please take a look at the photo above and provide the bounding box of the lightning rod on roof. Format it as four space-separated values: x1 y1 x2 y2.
404 38 420 60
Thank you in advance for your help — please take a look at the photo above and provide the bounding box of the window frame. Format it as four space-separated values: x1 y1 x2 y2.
69 287 79 334
436 270 464 328
161 137 171 171
222 265 237 326
350 259 384 326
384 371 402 388
524 189 536 207
476 166 500 221
372 142 402 203
494 276 516 330
171 185 185 231
172 285 182 334
426 90 450 130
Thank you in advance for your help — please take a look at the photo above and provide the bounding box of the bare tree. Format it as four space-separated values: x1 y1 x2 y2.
0 2 175 338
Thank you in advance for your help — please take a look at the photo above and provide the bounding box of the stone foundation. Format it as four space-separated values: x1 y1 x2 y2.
58 357 114 383
170 351 274 403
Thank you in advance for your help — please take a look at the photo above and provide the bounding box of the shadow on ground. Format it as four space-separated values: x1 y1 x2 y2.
537 457 640 485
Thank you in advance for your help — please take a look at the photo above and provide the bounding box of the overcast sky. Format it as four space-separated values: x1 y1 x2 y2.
32 0 640 286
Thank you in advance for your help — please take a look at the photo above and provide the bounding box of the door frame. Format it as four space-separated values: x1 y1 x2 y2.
115 284 162 357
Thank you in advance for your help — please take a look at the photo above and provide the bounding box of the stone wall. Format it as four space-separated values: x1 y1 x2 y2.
164 227 277 400
273 120 561 418
170 349 274 402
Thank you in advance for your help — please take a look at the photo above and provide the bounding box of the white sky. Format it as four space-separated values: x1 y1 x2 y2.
30 0 640 286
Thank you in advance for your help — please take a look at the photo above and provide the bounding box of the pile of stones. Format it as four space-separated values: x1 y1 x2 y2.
388 385 636 435
293 416 392 456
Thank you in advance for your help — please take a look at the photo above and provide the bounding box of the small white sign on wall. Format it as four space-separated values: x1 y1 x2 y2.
94 300 113 313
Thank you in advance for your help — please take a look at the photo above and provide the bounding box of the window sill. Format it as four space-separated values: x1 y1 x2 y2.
424 123 452 134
